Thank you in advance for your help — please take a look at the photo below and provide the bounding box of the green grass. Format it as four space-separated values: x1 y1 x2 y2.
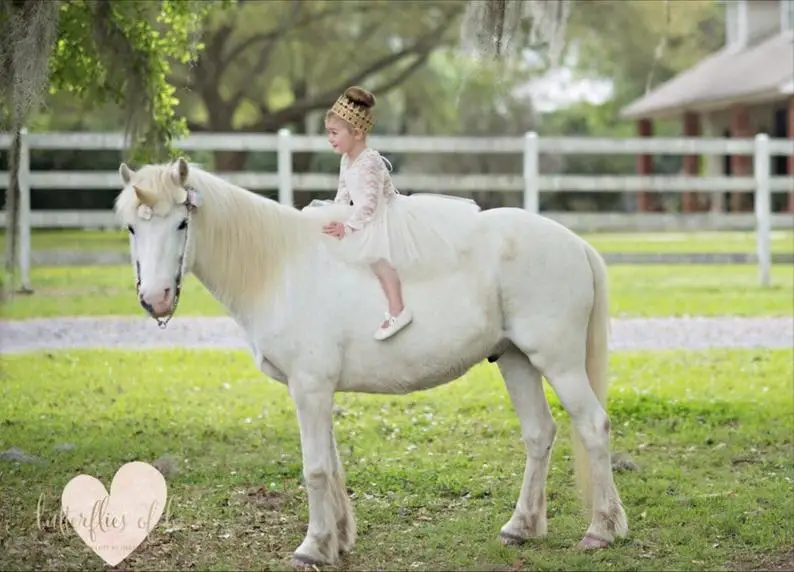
0 229 131 253
581 230 794 255
1 229 792 255
2 263 792 320
1 348 792 571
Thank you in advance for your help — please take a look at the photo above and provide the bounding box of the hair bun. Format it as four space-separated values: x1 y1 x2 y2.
344 86 375 109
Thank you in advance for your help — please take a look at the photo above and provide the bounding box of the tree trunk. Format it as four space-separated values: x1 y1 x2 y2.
214 150 249 172
3 126 21 295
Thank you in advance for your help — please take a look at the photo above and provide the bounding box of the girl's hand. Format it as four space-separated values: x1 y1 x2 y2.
322 221 346 239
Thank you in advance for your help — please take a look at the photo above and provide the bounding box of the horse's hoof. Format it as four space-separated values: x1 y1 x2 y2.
499 531 527 546
577 533 611 550
290 553 325 570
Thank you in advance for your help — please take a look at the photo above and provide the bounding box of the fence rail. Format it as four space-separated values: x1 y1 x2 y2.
2 130 792 290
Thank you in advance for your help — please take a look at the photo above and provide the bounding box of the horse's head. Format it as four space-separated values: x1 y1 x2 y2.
115 157 203 325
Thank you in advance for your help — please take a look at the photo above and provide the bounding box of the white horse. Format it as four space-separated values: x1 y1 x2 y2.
114 158 628 567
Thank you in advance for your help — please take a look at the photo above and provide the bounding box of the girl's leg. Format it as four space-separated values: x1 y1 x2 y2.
370 259 404 316
370 259 412 340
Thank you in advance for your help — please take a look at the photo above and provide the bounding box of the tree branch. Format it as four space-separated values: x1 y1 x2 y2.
184 17 236 109
186 119 207 132
223 1 401 111
369 51 433 97
221 0 300 67
331 7 460 92
188 22 237 130
249 11 458 133
221 2 384 69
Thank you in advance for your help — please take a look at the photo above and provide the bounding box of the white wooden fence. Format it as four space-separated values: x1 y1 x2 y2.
1 129 792 290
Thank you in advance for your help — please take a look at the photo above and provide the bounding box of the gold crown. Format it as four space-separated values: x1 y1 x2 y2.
330 94 375 134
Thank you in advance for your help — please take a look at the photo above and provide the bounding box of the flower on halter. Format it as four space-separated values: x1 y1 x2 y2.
186 187 203 208
137 204 153 220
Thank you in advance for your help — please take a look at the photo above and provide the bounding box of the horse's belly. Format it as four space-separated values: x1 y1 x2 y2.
337 305 502 394
338 347 492 394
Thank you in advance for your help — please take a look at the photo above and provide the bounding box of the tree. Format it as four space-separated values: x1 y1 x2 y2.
394 48 552 209
0 0 223 294
172 0 469 171
535 0 725 212
563 0 724 105
459 0 573 63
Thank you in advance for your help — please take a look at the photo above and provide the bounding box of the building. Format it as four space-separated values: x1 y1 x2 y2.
621 0 794 213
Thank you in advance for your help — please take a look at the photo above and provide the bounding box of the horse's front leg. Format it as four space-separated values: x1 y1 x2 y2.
289 377 348 567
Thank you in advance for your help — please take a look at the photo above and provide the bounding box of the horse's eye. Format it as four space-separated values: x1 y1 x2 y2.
127 225 135 235
177 219 188 230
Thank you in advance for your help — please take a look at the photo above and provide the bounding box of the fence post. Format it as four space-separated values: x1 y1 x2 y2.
18 128 32 292
277 128 293 207
523 131 539 213
753 132 771 287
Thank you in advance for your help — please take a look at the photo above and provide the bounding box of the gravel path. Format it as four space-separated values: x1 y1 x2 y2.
1 316 791 354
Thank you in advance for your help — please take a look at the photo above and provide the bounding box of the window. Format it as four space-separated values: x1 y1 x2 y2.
782 0 794 32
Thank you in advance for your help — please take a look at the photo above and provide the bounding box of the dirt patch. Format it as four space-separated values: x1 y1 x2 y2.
244 486 287 511
726 547 794 571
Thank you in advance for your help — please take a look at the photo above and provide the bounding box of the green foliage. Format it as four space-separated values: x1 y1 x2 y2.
47 0 229 163
527 1 726 209
173 1 465 135
565 0 725 105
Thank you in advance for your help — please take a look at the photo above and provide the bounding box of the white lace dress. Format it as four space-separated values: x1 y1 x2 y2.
329 147 481 277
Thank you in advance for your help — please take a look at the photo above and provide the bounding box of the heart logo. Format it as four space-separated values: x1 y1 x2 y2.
61 461 168 566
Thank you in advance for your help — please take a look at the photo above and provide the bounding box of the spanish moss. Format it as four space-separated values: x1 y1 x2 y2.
460 0 572 65
0 0 59 130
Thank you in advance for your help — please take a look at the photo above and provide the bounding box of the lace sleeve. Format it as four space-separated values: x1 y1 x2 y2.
333 156 351 205
344 151 385 234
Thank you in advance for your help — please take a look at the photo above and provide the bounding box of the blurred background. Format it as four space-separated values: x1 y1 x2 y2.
0 0 792 294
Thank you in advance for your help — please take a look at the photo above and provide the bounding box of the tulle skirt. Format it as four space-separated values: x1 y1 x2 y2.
327 193 481 279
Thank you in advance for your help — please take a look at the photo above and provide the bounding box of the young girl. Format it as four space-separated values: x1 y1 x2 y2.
322 86 481 341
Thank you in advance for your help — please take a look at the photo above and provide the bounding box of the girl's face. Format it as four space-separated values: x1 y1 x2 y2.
325 116 361 155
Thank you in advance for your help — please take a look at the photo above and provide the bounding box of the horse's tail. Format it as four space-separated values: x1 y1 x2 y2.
571 240 611 510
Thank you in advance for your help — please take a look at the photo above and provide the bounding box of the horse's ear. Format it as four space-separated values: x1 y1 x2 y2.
119 163 134 184
170 157 189 186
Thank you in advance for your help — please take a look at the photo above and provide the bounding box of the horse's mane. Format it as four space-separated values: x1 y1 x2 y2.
114 161 350 313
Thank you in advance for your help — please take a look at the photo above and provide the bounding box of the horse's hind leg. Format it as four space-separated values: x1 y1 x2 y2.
496 348 557 544
535 355 628 548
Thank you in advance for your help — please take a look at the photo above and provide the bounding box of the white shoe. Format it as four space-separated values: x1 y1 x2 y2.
374 308 413 341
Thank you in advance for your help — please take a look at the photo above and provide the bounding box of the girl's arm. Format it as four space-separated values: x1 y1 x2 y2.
344 152 384 234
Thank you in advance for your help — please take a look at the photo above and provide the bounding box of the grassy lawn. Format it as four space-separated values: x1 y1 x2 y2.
0 229 131 253
1 347 791 571
1 229 792 255
2 263 792 320
582 230 793 255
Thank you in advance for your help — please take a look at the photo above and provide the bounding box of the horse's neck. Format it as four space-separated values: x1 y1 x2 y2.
187 180 315 318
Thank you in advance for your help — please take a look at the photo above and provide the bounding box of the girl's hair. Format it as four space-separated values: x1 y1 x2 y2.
326 86 376 132
344 86 375 109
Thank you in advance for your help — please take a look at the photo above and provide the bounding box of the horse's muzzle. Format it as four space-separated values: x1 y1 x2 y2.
139 287 175 318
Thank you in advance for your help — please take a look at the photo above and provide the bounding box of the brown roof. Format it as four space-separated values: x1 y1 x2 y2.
621 31 794 120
